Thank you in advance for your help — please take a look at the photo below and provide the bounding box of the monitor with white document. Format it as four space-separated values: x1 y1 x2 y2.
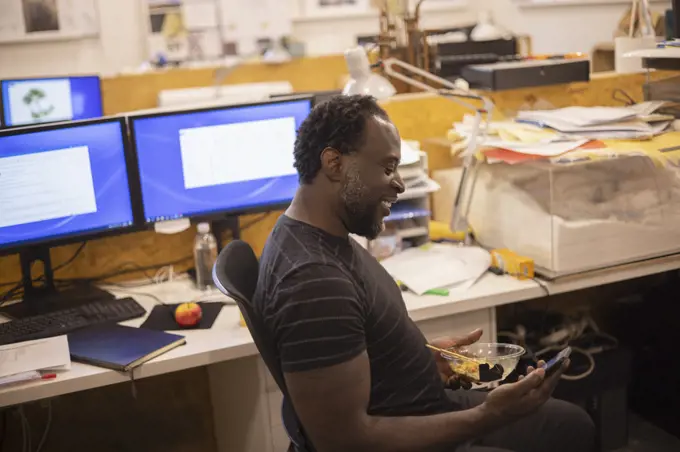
0 75 103 128
0 117 141 316
128 96 313 225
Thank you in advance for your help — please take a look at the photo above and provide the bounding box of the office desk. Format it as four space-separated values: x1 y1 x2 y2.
2 253 679 451
0 272 540 451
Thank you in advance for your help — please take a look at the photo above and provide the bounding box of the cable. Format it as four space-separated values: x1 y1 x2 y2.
0 242 88 306
0 410 6 452
97 286 166 306
35 402 52 452
52 242 87 273
87 256 194 285
153 266 176 285
18 406 30 452
532 276 551 297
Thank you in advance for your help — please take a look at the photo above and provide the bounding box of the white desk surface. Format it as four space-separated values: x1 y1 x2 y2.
3 252 679 408
0 272 538 408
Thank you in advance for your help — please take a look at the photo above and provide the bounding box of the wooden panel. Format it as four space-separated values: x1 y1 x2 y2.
0 212 282 289
420 137 461 174
102 55 348 115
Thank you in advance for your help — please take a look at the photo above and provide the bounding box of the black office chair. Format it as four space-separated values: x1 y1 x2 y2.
212 240 314 452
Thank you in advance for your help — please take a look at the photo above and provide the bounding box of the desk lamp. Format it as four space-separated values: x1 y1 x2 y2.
342 46 397 99
342 46 494 244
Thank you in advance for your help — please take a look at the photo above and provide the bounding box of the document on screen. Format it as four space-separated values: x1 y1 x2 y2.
179 116 297 190
0 146 97 229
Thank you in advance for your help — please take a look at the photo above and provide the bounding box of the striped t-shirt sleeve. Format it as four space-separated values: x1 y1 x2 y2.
268 264 366 373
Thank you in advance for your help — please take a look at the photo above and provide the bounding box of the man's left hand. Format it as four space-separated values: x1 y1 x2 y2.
430 328 483 390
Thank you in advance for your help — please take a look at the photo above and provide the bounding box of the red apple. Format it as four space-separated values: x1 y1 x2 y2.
175 302 202 328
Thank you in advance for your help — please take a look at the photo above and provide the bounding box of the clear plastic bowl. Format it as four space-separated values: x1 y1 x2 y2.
441 343 525 388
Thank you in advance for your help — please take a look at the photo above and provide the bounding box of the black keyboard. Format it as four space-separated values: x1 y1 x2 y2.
0 297 146 346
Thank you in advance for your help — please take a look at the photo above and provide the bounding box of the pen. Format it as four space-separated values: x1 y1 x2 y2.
396 281 450 296
424 288 450 296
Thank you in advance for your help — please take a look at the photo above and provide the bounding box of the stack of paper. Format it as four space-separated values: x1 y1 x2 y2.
399 140 440 199
380 244 491 295
451 116 591 164
0 336 70 387
515 102 672 140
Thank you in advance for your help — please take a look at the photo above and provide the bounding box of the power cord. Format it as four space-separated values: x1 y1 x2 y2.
12 401 51 452
0 242 88 307
531 276 551 297
18 406 30 452
500 314 619 382
0 410 6 452
35 402 52 452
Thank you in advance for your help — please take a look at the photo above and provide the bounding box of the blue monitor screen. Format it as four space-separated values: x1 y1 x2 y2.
0 120 135 250
131 98 311 223
1 76 103 128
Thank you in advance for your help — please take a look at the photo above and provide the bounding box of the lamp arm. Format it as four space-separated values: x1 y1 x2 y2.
381 57 493 113
379 57 497 242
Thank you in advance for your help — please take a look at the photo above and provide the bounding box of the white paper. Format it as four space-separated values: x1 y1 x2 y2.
483 139 589 157
557 121 671 140
399 178 441 201
0 370 41 387
400 140 421 166
517 106 637 128
0 336 71 379
628 101 667 117
182 1 219 29
381 244 491 295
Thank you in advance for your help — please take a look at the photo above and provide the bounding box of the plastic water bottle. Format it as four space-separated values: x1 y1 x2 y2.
194 222 218 290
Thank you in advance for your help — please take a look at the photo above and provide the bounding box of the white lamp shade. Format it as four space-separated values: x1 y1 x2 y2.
342 46 396 100
343 74 396 100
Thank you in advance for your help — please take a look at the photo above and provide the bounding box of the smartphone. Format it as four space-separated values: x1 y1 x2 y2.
542 346 572 377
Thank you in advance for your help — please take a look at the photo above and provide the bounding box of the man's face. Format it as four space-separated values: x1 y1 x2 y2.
339 116 404 239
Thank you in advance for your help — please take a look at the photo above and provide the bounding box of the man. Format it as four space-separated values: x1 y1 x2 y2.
254 95 595 452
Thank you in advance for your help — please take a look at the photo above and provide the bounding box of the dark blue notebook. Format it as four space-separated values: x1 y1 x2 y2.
67 324 186 372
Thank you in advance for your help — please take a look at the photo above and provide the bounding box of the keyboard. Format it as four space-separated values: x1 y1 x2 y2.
0 297 147 346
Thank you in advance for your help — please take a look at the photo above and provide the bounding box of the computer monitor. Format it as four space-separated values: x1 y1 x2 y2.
129 97 312 227
0 117 140 317
0 75 103 128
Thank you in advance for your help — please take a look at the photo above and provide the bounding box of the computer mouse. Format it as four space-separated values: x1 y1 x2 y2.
175 302 202 328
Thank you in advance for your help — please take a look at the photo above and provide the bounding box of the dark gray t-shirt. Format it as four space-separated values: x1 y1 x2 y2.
254 215 454 416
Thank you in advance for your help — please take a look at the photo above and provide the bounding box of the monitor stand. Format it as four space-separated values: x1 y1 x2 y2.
212 215 241 252
0 246 114 320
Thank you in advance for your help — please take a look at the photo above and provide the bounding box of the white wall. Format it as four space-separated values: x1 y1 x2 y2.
0 0 146 78
481 0 671 55
0 0 671 79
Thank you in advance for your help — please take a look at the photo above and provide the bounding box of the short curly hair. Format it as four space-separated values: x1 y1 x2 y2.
294 94 389 184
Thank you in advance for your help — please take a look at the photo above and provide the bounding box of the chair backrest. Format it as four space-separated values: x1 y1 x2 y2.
213 240 313 452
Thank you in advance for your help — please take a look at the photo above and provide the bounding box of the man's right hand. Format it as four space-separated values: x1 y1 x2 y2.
480 360 568 422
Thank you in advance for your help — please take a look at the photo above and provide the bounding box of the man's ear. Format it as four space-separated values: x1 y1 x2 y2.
320 147 344 182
